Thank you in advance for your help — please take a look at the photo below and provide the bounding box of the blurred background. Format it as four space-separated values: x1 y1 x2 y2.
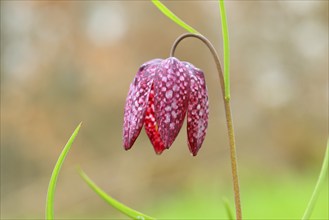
1 1 328 219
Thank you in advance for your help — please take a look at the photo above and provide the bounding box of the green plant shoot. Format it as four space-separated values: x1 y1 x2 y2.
78 168 156 220
219 0 230 100
222 197 234 220
45 122 82 220
151 0 198 34
302 139 329 220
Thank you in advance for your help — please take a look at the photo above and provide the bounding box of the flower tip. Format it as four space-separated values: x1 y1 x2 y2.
155 151 163 155
155 149 165 156
188 142 201 156
152 140 168 155
191 150 199 157
123 142 133 151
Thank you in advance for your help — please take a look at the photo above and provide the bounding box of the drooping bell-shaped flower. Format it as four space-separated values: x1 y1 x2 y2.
123 57 209 156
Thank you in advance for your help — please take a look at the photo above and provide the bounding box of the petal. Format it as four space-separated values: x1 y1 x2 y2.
144 85 166 154
154 57 190 148
123 59 162 150
185 63 209 156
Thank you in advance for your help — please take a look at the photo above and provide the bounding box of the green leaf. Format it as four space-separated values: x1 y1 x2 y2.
222 197 234 220
45 122 82 220
302 139 329 220
151 0 198 34
78 168 156 220
219 0 231 100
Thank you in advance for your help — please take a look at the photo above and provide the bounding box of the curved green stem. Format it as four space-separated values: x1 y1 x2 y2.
45 123 82 220
302 140 329 220
171 33 242 220
78 168 155 220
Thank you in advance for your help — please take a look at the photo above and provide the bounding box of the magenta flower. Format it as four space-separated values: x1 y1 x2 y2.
123 57 209 156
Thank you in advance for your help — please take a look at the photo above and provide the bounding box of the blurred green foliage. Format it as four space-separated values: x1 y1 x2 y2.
60 169 328 219
151 171 328 219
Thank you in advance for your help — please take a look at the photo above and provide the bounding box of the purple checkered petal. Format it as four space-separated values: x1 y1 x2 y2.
154 57 190 148
185 62 209 156
123 59 162 150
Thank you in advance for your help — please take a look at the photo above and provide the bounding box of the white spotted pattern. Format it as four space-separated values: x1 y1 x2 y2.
123 57 209 156
123 59 161 149
154 57 190 148
184 62 209 156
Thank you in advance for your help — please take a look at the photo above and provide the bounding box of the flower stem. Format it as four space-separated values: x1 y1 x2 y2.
170 33 242 220
224 99 241 220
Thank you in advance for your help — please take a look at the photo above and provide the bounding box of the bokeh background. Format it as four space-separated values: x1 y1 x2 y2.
1 1 328 219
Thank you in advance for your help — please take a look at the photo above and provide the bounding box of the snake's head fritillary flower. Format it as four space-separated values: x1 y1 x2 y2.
123 57 209 156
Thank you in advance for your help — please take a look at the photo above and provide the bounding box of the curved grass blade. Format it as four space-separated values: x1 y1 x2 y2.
222 197 234 220
218 0 231 100
151 0 198 34
78 168 156 220
45 122 82 220
302 139 329 220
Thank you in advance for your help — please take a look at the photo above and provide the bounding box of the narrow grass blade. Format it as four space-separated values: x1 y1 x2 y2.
302 139 329 220
222 197 234 220
45 123 82 220
151 0 198 34
219 0 231 100
78 168 156 220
